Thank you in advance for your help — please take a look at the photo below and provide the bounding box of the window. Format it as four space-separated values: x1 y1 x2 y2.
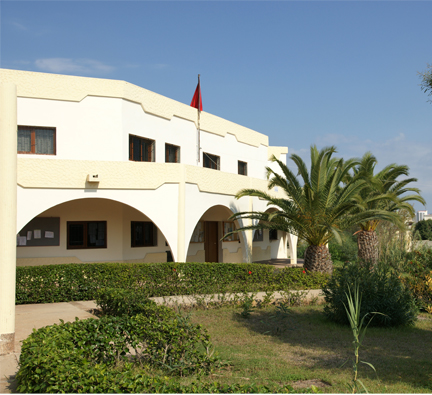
67 221 106 249
165 143 180 163
131 221 158 247
238 161 248 176
253 228 264 242
223 221 240 242
129 135 155 162
18 126 56 155
203 152 220 170
269 229 278 241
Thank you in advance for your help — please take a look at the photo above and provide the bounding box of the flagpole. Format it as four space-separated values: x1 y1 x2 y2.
197 74 201 164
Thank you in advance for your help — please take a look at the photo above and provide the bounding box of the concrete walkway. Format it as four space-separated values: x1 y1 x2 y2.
1 300 98 393
0 288 321 394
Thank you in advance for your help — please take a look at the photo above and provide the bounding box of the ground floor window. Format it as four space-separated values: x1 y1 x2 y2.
131 221 158 247
269 229 278 241
253 228 264 242
223 221 240 242
67 221 107 249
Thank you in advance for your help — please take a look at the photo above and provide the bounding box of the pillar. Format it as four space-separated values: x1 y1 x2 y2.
0 83 17 355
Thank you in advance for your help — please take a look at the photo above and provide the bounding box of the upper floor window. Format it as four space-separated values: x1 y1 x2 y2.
129 135 155 162
238 161 248 176
203 152 220 170
18 126 56 155
165 143 180 163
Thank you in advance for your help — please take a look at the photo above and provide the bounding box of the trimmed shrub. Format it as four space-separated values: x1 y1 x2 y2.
322 262 418 327
16 262 329 304
17 310 218 392
96 287 161 317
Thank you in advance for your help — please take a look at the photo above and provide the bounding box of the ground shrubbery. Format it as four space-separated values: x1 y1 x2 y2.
402 249 432 313
16 262 329 304
322 262 418 327
17 289 302 393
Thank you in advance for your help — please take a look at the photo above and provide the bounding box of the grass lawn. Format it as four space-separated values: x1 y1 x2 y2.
182 304 432 393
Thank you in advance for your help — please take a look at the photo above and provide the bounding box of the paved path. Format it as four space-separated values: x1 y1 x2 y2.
0 288 321 394
1 300 97 393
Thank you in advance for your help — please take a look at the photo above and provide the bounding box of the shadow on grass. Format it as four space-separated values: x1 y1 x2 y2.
233 306 432 392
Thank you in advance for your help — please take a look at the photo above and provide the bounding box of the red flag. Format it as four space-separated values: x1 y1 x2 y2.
190 81 203 111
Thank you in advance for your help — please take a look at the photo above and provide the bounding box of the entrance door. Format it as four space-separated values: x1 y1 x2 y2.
205 221 219 262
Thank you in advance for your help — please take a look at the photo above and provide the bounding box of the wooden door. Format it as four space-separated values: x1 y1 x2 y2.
205 221 219 262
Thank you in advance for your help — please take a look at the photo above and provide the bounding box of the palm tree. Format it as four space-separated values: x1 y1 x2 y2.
228 146 399 274
346 152 425 265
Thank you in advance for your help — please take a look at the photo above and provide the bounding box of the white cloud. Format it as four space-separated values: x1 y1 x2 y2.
35 58 114 74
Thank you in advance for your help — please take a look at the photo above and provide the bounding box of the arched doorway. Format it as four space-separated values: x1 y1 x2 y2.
186 205 247 263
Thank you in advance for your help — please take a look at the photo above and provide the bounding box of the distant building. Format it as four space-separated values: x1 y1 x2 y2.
415 210 432 223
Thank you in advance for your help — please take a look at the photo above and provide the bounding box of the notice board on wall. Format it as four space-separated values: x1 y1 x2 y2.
17 217 60 247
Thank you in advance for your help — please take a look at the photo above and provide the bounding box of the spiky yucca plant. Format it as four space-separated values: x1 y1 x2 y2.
229 146 399 273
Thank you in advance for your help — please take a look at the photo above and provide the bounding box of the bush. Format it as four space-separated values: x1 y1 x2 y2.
96 287 162 317
402 249 432 313
414 219 432 241
17 309 219 392
322 262 418 327
16 262 329 304
328 234 358 263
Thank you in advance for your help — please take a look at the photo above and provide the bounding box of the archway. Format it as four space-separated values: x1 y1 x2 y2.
16 197 174 266
185 204 247 263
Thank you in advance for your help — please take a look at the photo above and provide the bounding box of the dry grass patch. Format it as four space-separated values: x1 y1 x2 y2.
186 305 432 393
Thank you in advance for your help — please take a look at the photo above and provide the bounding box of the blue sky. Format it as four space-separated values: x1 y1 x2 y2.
2 0 431 210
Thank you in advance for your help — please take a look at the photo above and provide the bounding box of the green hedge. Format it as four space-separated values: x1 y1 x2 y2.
16 262 329 304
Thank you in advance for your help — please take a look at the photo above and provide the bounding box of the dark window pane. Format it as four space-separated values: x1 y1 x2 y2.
253 229 263 242
203 153 219 170
87 222 106 247
35 128 54 154
69 224 84 246
269 229 278 240
18 129 31 152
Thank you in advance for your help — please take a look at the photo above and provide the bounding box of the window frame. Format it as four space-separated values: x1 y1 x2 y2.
129 134 155 162
131 221 158 247
269 229 278 241
17 125 56 155
223 221 240 242
203 152 220 170
238 161 248 176
67 221 107 250
165 143 181 163
253 228 264 242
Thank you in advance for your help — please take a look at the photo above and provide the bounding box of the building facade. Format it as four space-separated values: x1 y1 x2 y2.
1 69 298 267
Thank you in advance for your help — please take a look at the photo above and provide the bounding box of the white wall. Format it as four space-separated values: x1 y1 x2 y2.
17 96 272 179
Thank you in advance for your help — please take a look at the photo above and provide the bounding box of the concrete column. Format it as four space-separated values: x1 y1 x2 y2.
0 83 17 355
176 165 186 262
287 233 298 265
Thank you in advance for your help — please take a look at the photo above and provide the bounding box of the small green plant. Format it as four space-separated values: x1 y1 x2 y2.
343 283 382 393
240 293 255 318
279 289 308 306
275 302 291 318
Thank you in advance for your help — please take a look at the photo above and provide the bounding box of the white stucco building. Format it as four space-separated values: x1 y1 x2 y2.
1 68 298 267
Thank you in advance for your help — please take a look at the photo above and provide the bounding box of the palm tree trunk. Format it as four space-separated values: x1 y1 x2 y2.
304 245 333 274
357 230 379 266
